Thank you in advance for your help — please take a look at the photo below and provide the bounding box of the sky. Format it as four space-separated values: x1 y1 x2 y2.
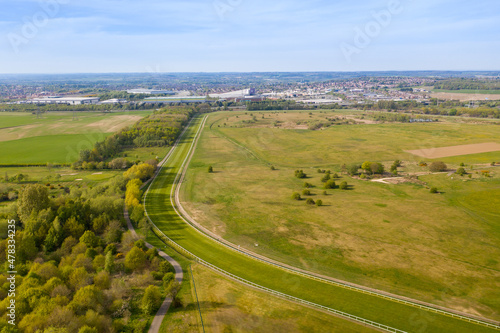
0 0 499 73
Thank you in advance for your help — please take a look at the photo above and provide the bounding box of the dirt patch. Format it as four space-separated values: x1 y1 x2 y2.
430 92 500 101
406 142 500 159
85 115 143 133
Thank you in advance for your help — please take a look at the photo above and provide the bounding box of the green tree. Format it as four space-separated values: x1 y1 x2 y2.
302 189 311 196
306 198 315 205
361 161 373 174
291 192 301 200
104 251 114 273
17 184 50 223
141 285 162 315
294 170 306 179
79 231 98 248
324 180 336 189
208 166 214 173
78 326 98 333
125 246 147 271
429 161 447 172
456 167 467 176
69 285 103 315
321 174 331 183
340 181 348 190
347 164 359 176
430 187 439 193
316 200 323 206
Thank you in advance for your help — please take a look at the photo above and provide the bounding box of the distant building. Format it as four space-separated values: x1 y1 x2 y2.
126 89 176 95
143 96 208 104
209 88 256 99
100 98 128 104
28 96 100 105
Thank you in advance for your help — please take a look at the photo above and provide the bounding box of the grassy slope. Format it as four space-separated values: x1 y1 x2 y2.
433 89 500 95
146 115 498 332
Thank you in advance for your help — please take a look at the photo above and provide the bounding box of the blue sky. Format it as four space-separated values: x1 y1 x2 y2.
0 0 499 73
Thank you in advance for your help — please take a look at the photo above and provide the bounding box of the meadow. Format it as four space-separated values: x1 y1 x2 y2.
179 111 500 321
144 115 497 332
0 111 152 164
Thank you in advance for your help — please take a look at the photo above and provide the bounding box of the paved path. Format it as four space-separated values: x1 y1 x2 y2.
124 201 183 333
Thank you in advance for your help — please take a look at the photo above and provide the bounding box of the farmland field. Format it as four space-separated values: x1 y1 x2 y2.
0 111 152 164
179 111 500 321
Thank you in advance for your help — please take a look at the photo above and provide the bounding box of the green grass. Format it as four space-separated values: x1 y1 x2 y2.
145 115 499 332
0 111 152 164
181 116 500 320
208 111 500 167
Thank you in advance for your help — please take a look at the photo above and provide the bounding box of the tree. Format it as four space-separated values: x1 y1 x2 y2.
303 182 312 188
340 181 348 190
291 192 301 200
430 187 439 194
124 163 155 181
79 231 98 248
361 161 373 174
456 167 467 176
321 174 331 183
429 162 447 172
302 189 311 196
68 285 103 315
294 170 306 179
141 285 162 315
125 246 147 271
306 198 315 205
208 166 214 173
125 179 142 208
324 180 336 189
316 200 323 206
370 162 384 175
347 164 359 176
17 184 50 223
78 326 98 333
104 251 114 273
270 166 276 170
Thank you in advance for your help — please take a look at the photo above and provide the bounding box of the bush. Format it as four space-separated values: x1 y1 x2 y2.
270 166 276 170
430 187 438 193
324 180 336 189
291 192 301 200
141 285 162 315
303 182 312 188
208 166 214 173
321 174 331 183
456 167 467 176
340 181 348 190
429 161 447 172
294 170 306 179
316 200 323 206
306 198 315 205
302 190 311 196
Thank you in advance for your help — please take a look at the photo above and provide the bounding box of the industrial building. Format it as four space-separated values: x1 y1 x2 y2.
28 96 100 105
143 96 208 104
126 89 176 95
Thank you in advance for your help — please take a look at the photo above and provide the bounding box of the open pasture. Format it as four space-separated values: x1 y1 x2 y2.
180 111 500 320
0 111 151 164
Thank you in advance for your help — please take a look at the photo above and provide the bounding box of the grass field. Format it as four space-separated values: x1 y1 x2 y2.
0 111 152 164
179 111 500 321
207 111 500 167
145 115 498 332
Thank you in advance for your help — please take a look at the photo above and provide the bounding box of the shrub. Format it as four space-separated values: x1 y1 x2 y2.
321 174 331 183
456 167 467 176
291 192 301 200
270 166 276 170
316 200 323 206
303 182 312 188
306 198 315 205
340 181 348 190
430 187 438 193
324 180 336 189
294 170 306 179
322 191 327 195
491 162 496 166
141 285 162 315
208 166 213 173
429 161 447 172
302 190 311 196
